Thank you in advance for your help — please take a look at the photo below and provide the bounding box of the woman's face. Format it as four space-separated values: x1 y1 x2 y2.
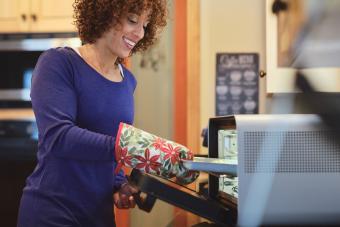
101 10 150 59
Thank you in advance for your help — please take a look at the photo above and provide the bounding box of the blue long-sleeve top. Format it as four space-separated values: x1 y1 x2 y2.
18 47 136 227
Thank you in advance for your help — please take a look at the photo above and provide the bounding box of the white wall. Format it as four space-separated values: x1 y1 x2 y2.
129 2 175 226
200 0 267 152
132 33 173 139
129 0 267 225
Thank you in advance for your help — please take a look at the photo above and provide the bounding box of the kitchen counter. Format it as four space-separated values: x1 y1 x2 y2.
0 108 35 120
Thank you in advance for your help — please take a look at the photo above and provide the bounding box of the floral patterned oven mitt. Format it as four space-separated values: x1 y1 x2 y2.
114 123 199 185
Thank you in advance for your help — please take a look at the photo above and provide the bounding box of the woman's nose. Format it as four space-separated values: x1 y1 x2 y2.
133 24 144 40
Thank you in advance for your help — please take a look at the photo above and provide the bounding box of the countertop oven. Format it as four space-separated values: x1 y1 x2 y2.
128 114 340 226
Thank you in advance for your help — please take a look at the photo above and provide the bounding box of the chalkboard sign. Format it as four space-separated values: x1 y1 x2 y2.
215 53 259 116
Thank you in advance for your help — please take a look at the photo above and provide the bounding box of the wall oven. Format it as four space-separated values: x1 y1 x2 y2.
0 36 81 108
0 35 81 226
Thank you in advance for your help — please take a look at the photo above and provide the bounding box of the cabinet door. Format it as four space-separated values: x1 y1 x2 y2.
0 0 30 32
30 0 76 32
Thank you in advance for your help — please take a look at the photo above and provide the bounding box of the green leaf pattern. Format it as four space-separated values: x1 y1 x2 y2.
116 123 199 184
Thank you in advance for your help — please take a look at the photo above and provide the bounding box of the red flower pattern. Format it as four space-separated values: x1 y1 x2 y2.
115 147 133 174
161 143 181 165
135 148 161 174
152 137 167 150
181 150 194 160
115 122 199 184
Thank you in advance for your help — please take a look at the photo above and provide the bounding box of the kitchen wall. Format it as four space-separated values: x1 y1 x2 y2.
128 0 268 222
0 0 317 226
200 0 267 152
129 0 269 225
129 1 175 226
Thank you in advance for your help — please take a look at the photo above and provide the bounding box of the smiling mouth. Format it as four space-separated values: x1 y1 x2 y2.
123 37 136 49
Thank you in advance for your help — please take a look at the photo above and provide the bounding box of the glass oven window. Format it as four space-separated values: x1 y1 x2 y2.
0 51 41 104
218 129 238 202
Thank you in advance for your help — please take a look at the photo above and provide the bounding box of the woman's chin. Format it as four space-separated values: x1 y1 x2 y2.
118 51 131 59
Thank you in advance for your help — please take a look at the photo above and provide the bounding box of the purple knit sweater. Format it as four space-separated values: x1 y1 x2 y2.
17 47 136 227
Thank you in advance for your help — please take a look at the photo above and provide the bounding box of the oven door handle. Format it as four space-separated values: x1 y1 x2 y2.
132 191 157 213
182 157 237 177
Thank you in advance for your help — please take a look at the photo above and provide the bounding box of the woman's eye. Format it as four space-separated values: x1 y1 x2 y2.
128 18 137 23
127 15 138 23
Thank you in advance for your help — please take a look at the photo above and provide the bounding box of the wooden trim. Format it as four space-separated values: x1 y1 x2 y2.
174 0 188 146
174 0 188 226
186 0 201 225
114 209 129 227
174 0 201 226
187 0 201 155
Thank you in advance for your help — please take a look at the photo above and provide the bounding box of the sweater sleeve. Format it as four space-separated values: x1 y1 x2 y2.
113 169 128 193
31 48 115 161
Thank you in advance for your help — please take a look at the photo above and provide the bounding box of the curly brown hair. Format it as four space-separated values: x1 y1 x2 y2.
73 0 167 60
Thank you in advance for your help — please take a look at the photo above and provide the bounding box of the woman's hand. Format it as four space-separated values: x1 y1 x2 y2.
115 123 199 185
113 182 139 209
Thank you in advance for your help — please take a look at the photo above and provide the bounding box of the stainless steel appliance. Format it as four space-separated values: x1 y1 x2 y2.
0 34 80 225
0 35 81 107
208 114 340 226
129 114 340 226
0 119 38 226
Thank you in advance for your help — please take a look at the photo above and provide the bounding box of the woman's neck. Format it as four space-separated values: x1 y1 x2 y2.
83 43 118 71
79 43 122 82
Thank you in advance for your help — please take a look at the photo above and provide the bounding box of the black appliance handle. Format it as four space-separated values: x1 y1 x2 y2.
132 191 157 213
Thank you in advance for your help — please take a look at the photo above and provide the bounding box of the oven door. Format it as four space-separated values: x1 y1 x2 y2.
0 119 38 226
128 169 237 226
0 37 81 108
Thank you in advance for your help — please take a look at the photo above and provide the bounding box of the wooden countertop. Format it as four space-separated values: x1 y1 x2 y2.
0 109 35 120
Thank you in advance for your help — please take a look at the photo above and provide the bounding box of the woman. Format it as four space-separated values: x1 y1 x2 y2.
17 0 167 226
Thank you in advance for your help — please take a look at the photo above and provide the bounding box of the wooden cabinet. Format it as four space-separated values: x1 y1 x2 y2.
30 0 75 32
0 0 75 33
0 0 29 32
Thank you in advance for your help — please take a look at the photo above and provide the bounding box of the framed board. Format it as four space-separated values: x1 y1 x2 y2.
215 53 259 116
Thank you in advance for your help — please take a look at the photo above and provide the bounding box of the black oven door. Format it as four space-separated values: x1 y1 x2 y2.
0 120 37 226
128 169 237 226
0 50 42 108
